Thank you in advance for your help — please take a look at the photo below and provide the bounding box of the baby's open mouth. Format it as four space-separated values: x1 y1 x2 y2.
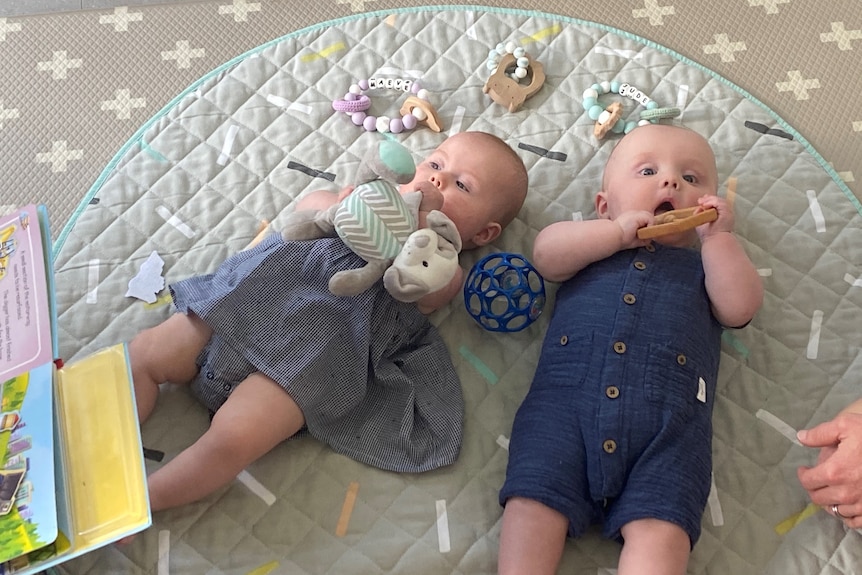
655 201 674 215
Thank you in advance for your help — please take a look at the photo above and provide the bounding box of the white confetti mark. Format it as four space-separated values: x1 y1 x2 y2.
436 499 451 553
707 473 724 526
86 259 100 304
158 530 170 575
806 190 826 232
756 409 802 445
237 469 276 506
217 124 239 165
806 310 824 359
156 205 196 238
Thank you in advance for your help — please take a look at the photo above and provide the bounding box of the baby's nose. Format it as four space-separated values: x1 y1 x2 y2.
429 174 444 188
662 177 679 189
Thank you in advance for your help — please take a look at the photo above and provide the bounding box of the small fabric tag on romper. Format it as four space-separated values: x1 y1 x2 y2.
697 377 707 403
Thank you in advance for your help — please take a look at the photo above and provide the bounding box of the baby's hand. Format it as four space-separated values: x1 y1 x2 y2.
616 211 654 249
337 185 355 202
696 195 734 240
412 180 445 213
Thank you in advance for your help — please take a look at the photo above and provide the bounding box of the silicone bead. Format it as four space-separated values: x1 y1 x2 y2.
402 114 418 130
375 116 391 132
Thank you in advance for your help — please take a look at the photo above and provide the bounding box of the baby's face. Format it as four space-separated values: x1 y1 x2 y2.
597 124 718 232
404 132 515 249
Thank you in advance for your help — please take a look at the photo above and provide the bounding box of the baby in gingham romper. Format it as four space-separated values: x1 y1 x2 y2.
128 131 529 513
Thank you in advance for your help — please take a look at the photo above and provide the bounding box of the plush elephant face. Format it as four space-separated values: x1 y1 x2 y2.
383 210 462 303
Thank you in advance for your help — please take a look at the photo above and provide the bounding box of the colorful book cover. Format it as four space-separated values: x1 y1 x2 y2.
0 363 57 564
0 205 55 383
0 205 58 566
0 205 149 573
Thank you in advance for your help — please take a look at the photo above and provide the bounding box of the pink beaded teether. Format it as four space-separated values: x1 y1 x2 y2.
332 78 438 134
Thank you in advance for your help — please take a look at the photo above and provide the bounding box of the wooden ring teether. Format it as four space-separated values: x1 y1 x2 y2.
636 207 718 240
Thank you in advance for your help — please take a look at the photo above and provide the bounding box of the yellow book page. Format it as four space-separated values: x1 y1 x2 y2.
55 344 149 548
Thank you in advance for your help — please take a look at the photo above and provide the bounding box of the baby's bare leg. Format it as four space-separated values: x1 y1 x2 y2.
147 371 305 512
128 313 212 422
618 518 690 575
498 497 568 575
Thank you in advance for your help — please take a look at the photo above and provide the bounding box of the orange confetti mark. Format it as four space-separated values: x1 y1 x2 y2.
335 481 360 537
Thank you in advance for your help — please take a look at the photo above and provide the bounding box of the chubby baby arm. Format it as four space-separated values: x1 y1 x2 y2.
533 211 652 282
697 195 764 327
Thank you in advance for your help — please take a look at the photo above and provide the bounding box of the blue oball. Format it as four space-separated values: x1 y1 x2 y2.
464 252 546 332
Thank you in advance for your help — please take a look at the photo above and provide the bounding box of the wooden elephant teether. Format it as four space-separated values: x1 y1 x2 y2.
637 207 718 240
483 52 546 113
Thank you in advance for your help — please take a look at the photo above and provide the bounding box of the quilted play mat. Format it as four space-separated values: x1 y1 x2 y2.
50 6 862 575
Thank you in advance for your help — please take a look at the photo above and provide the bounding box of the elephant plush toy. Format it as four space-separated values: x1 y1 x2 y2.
282 140 462 302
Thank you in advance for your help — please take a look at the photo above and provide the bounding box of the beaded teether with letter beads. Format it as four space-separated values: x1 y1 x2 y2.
637 207 718 240
583 81 681 139
332 77 442 133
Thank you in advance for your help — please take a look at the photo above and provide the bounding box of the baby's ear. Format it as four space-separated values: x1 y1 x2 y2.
594 191 610 219
471 222 502 247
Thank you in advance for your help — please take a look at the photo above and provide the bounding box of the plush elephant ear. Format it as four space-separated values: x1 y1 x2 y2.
329 259 391 297
425 210 462 253
355 140 416 185
382 266 429 303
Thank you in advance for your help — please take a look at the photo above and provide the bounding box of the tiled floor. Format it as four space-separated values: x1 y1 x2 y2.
0 0 188 17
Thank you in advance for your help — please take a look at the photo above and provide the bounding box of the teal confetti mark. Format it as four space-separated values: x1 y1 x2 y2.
459 345 499 384
141 140 168 162
722 330 750 359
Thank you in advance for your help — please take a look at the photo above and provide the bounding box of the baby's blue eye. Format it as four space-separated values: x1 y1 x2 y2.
640 168 655 176
429 161 440 170
683 175 696 183
457 180 469 192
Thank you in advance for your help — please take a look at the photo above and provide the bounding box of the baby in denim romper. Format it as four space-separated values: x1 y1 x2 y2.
498 124 763 575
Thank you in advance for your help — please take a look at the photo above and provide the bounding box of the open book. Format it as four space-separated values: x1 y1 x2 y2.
0 205 150 574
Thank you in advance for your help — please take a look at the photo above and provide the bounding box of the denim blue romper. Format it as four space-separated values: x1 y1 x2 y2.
500 243 722 546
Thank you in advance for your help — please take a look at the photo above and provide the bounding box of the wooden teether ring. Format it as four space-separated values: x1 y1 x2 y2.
637 207 718 240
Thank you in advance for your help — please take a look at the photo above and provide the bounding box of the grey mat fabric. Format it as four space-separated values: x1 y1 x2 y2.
0 0 858 238
44 6 862 574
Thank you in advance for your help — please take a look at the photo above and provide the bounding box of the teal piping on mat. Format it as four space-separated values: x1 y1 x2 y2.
52 4 862 255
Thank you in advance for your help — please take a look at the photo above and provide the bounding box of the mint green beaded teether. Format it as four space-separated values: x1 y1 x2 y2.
582 81 681 139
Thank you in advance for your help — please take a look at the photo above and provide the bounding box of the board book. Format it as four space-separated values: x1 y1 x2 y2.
0 205 150 574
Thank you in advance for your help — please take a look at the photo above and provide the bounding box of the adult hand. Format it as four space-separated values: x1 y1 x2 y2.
797 412 862 529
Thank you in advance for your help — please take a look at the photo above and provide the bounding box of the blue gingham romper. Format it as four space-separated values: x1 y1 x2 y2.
169 234 464 473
